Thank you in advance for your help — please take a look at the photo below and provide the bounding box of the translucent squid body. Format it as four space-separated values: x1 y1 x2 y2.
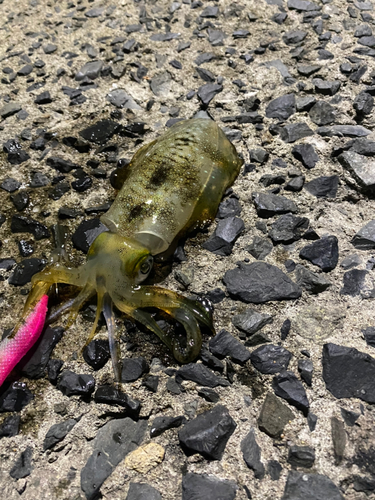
0 118 243 386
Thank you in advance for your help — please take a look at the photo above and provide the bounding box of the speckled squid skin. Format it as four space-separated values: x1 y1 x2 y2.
5 118 242 382
101 118 242 254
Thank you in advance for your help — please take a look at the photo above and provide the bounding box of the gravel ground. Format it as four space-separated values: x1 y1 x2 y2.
1 0 375 499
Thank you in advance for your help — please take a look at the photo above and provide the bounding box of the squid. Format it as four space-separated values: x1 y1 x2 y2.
0 118 243 386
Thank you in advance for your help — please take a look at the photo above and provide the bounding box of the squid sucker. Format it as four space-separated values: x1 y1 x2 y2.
0 117 243 386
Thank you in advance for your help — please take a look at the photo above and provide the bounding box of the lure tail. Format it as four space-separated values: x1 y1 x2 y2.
0 294 48 387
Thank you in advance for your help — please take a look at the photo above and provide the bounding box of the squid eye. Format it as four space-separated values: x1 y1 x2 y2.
140 256 153 275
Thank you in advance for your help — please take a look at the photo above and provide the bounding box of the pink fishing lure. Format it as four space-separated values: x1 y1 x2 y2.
0 295 48 387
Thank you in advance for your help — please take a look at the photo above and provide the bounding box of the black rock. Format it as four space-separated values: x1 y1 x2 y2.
81 418 147 500
17 64 33 76
47 359 64 384
1 178 21 192
269 214 309 244
245 333 272 347
121 357 149 382
309 101 336 126
205 288 226 304
305 175 339 198
331 416 346 464
232 29 250 39
298 358 313 386
94 386 141 417
0 258 16 270
200 348 225 372
178 405 236 460
283 30 308 45
273 12 288 24
150 415 185 437
340 407 360 426
299 236 339 272
340 269 369 296
338 151 375 192
46 156 80 173
72 219 108 253
317 125 371 137
209 329 251 364
176 363 229 387
142 375 159 392
202 216 244 256
20 326 64 378
57 370 96 396
250 148 269 164
166 377 182 395
11 191 29 211
352 476 375 494
0 102 22 118
126 483 161 500
246 236 273 260
268 460 282 480
341 254 362 270
302 228 320 240
272 371 309 415
197 83 223 106
30 137 46 151
287 445 315 468
251 344 292 374
281 471 344 500
285 176 305 192
79 120 121 144
11 214 49 240
198 387 220 403
194 52 215 66
200 5 219 17
322 343 375 403
232 309 273 336
358 35 375 47
76 60 103 79
351 220 375 249
241 428 265 479
287 0 321 12
355 24 372 37
217 197 242 219
72 176 93 193
0 414 20 438
30 172 50 188
259 174 286 187
35 91 52 104
252 192 297 218
307 413 318 432
43 43 57 54
82 339 110 370
295 264 331 294
279 123 314 143
257 392 295 438
224 261 302 303
8 258 46 286
182 473 237 500
0 382 34 412
296 95 316 111
208 29 226 47
9 446 33 479
292 144 319 169
362 326 375 347
196 67 215 82
354 91 374 116
313 78 341 96
43 418 77 450
49 181 70 201
265 94 296 121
